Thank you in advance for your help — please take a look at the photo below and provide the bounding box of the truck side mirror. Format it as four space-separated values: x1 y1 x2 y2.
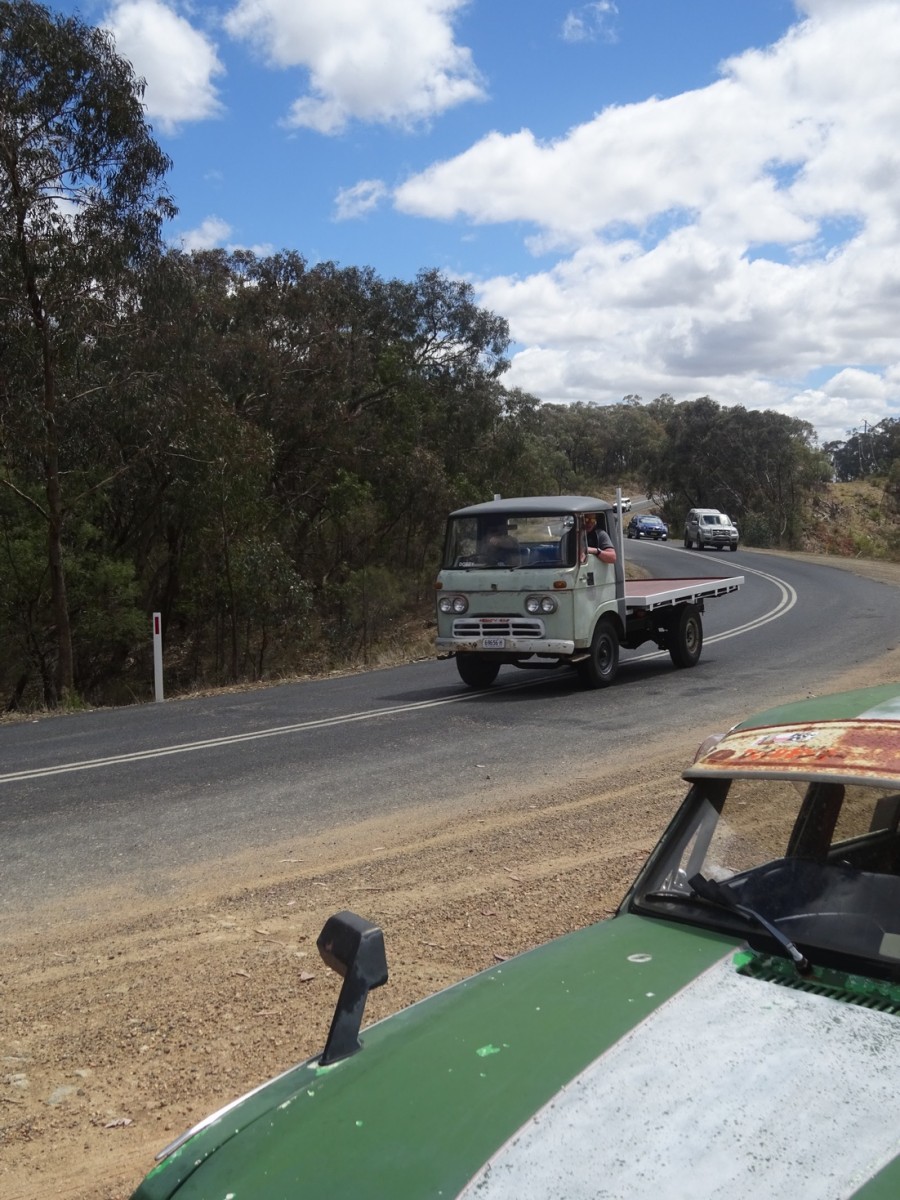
316 910 389 1065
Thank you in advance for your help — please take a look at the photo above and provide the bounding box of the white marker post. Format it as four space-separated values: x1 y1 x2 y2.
152 612 164 702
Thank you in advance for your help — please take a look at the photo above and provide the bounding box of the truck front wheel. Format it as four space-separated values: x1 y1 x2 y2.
576 618 620 688
456 654 501 689
668 605 703 668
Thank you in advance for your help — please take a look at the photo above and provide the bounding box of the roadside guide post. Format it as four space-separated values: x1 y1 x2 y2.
152 612 164 702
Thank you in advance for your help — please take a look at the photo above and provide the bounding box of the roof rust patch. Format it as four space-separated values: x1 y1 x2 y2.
687 719 900 785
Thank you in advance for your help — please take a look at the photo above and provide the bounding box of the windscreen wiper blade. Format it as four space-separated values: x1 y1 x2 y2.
688 872 812 976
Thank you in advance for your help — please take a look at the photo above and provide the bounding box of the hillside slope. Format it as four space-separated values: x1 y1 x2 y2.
803 479 900 560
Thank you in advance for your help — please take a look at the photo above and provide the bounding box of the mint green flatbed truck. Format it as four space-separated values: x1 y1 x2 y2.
434 493 743 688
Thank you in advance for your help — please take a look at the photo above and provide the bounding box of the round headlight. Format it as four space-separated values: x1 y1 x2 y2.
438 596 453 612
525 595 557 614
451 595 468 614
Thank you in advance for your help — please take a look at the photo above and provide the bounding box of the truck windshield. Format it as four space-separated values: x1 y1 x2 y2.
443 513 578 570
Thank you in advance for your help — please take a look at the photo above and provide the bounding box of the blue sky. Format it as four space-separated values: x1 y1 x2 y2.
53 0 900 444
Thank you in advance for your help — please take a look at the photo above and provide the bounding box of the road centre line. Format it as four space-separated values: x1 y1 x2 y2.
1 566 796 784
705 563 797 641
0 690 497 784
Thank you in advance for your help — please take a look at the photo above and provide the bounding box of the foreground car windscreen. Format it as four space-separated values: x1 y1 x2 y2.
631 777 900 980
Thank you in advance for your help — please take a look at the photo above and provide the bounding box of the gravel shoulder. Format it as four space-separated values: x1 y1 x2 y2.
3 553 900 1200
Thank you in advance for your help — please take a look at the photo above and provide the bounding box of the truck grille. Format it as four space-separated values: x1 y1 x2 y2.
452 617 545 639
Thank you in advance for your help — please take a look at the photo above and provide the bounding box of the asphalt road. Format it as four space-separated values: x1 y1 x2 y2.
1 543 898 913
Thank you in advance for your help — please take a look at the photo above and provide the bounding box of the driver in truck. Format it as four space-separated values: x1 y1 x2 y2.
584 513 617 564
479 518 521 566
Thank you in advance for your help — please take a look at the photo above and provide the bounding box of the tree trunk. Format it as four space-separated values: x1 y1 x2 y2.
20 215 75 703
46 461 74 702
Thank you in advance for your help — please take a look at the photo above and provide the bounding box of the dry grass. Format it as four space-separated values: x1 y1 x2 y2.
804 478 900 560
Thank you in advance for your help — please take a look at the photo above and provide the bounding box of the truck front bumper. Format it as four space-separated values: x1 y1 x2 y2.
435 637 577 656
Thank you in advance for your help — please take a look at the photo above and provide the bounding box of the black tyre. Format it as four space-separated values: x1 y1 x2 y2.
456 654 501 689
683 535 691 549
576 618 620 688
693 539 704 550
730 542 738 552
668 605 703 669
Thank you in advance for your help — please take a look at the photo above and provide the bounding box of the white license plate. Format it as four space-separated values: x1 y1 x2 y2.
482 637 506 649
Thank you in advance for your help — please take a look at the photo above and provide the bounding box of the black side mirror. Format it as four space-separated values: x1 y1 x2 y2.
316 911 389 1066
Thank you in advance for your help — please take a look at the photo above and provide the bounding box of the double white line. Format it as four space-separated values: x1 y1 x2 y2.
0 692 484 784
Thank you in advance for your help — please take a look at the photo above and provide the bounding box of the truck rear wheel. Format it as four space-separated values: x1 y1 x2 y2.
576 618 619 688
456 654 501 689
668 605 703 668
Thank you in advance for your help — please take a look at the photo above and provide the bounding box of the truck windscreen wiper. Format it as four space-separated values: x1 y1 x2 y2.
688 872 812 976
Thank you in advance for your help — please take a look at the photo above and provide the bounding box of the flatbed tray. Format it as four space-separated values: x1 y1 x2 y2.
623 575 744 610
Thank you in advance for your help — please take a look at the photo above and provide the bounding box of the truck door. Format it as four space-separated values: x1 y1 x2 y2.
573 514 619 645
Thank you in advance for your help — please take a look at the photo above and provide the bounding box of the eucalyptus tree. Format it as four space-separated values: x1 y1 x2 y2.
91 247 310 687
535 402 611 489
0 0 174 702
828 419 900 483
533 398 663 497
213 255 511 579
717 407 828 543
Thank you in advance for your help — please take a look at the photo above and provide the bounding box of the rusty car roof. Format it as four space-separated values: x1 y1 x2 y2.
684 683 900 789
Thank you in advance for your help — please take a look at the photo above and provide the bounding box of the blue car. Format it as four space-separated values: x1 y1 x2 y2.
626 514 668 540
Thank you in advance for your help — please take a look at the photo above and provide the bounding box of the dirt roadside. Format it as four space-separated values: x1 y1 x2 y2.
3 554 900 1200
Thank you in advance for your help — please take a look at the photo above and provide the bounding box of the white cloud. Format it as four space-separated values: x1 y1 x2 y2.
240 241 276 257
561 2 618 45
175 215 274 258
177 215 232 251
223 0 485 133
103 0 225 133
778 370 899 443
824 367 891 403
334 179 388 221
392 0 900 443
